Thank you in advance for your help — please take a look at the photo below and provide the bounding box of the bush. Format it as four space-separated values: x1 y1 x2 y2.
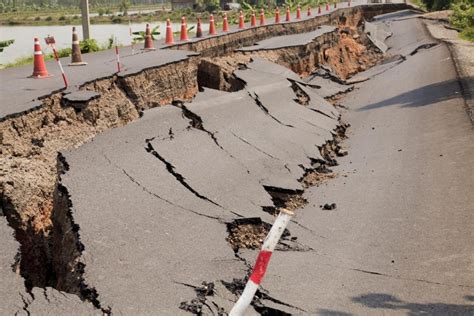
98 8 104 16
45 16 53 21
35 16 41 21
460 27 474 41
56 47 72 58
80 39 100 53
59 15 66 21
450 1 473 29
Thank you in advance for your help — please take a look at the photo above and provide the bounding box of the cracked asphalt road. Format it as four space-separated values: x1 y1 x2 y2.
58 12 473 314
1 8 472 316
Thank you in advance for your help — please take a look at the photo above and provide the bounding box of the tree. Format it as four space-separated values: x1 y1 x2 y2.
119 0 130 16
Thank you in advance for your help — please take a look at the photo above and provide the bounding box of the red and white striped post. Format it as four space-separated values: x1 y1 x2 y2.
45 36 68 88
229 209 294 316
115 39 121 73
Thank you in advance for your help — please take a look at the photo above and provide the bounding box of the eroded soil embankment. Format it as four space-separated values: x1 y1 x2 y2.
0 12 384 304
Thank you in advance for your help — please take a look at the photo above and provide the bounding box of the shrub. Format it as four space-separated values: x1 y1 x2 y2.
450 1 473 30
460 27 474 41
35 16 41 21
45 16 53 21
57 47 72 58
98 8 104 16
80 38 100 53
59 15 66 21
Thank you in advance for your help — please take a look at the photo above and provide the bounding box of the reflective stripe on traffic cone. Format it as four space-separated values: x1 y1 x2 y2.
165 19 174 44
238 10 245 29
180 16 189 41
259 8 265 25
69 27 87 66
30 38 51 78
296 5 301 19
223 13 230 32
144 23 156 49
196 17 203 38
250 11 257 27
209 14 217 35
286 6 291 22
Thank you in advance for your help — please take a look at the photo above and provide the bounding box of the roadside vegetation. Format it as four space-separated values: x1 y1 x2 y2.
416 0 473 42
450 1 473 41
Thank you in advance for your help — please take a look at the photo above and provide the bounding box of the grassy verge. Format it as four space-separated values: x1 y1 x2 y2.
459 27 474 41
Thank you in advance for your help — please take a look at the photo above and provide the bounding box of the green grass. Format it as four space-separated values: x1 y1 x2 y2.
408 0 427 10
459 26 474 42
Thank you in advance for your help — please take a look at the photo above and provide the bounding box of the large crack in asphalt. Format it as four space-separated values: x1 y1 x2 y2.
50 153 112 314
247 91 295 128
102 153 220 220
145 139 223 208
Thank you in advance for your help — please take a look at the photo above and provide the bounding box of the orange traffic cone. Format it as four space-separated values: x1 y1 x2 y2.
326 2 330 11
180 16 189 41
286 6 291 21
259 8 265 25
209 14 217 35
296 5 301 19
223 13 230 32
144 23 156 49
196 17 203 38
318 4 322 14
250 11 257 27
69 27 87 66
307 6 312 16
275 7 281 23
30 38 51 78
165 19 174 44
238 10 245 29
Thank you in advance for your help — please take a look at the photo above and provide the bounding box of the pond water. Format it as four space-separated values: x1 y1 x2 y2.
0 21 209 65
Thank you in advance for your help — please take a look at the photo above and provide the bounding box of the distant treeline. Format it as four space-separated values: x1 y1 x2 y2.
0 0 166 8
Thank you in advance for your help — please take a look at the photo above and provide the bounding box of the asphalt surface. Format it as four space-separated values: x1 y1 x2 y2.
237 25 336 51
0 48 195 119
1 6 472 316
